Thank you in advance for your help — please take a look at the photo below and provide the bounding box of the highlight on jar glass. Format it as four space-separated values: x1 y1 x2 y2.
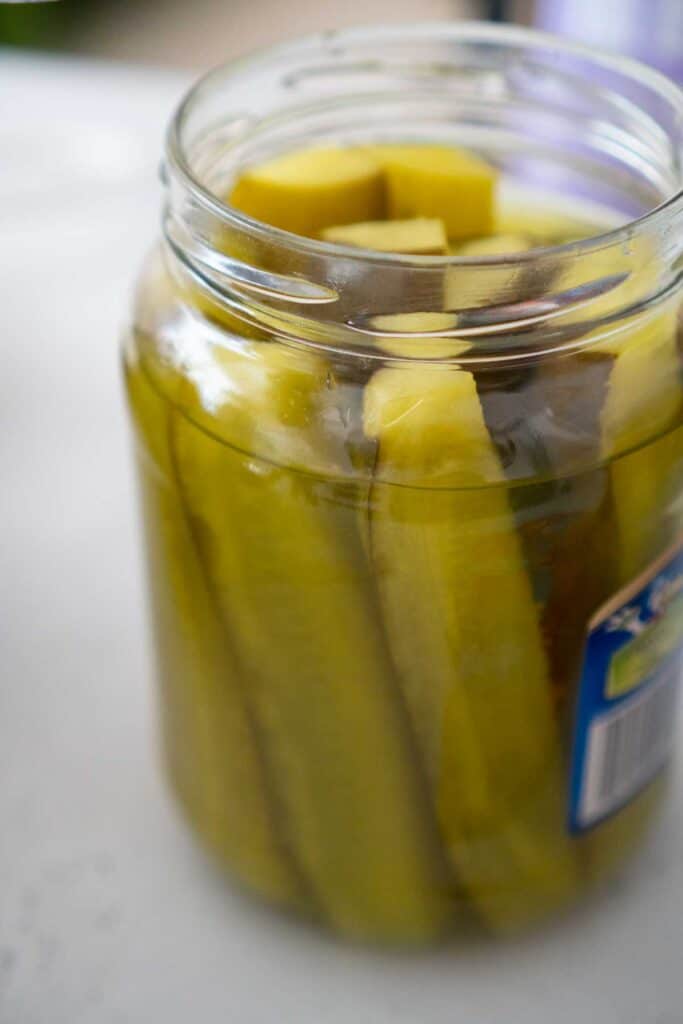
123 22 683 946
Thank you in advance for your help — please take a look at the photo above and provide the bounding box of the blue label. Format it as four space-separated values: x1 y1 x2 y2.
569 537 683 833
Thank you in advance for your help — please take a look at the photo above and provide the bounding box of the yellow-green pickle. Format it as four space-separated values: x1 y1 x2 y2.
124 26 683 945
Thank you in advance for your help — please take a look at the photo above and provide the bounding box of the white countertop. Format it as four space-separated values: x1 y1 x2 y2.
2 52 682 1024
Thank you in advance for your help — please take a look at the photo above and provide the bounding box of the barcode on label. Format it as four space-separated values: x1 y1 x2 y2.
578 663 680 828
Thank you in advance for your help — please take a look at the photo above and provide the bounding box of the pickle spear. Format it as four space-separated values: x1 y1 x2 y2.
364 366 579 930
170 340 453 942
124 351 300 907
581 300 683 881
476 281 682 883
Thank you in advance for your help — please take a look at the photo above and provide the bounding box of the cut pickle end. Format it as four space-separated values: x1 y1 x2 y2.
443 240 534 311
365 367 502 485
170 340 353 478
610 424 683 581
555 240 663 333
456 233 533 257
364 365 580 930
592 307 681 458
360 144 497 240
368 312 470 359
496 203 600 244
321 217 448 254
229 146 385 236
171 341 453 942
587 296 681 575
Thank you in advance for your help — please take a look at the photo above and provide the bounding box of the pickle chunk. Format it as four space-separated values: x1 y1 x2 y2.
321 217 447 254
229 146 384 236
456 233 532 257
364 366 579 929
496 203 600 244
363 144 497 240
368 313 469 359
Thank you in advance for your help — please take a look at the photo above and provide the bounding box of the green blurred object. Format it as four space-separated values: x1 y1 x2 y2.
0 0 104 49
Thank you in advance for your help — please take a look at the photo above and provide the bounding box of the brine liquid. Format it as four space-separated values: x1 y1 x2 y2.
125 309 683 942
125 193 683 942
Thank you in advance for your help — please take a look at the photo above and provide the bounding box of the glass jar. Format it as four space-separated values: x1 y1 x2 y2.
123 23 683 945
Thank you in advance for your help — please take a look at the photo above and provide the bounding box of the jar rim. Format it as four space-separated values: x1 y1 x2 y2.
165 19 683 271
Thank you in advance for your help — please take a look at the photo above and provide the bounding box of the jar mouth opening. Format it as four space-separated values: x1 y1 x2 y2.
166 20 683 272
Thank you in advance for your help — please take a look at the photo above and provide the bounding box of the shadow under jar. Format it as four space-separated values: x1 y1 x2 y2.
123 22 683 945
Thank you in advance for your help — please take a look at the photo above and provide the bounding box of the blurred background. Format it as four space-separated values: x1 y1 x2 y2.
1 0 681 77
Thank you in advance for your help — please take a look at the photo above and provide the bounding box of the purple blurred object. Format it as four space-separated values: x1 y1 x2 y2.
535 0 683 81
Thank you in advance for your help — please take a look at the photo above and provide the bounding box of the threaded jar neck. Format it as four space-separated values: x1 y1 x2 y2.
162 21 683 363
